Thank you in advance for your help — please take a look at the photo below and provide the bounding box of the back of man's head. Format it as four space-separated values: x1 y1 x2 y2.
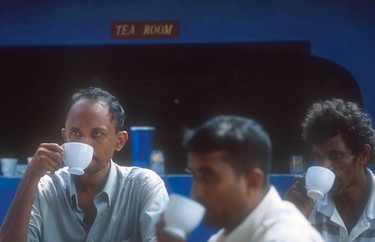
183 115 272 176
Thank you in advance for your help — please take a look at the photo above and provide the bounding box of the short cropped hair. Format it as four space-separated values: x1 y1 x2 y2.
65 87 125 132
184 115 272 176
302 98 375 162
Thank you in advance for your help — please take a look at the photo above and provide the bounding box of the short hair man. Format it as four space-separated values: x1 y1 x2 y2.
286 98 375 241
0 87 169 242
157 115 323 242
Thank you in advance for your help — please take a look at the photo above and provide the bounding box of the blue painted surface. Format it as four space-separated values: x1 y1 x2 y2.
0 174 293 241
0 1 374 118
0 177 20 225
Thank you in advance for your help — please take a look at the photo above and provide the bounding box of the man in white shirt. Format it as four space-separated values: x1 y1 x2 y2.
157 115 323 242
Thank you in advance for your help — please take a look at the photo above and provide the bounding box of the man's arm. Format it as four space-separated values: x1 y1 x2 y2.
0 172 40 242
0 143 63 242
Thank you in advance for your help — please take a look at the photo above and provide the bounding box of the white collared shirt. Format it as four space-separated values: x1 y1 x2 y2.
208 186 324 242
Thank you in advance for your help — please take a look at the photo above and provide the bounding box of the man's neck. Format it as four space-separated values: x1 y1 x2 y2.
224 186 270 235
74 162 111 194
334 169 370 232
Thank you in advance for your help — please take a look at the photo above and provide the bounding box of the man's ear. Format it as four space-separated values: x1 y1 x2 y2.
245 168 264 191
115 131 128 151
359 144 371 165
61 128 67 142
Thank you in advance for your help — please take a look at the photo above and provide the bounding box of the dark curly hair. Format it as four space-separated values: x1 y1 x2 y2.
302 98 375 163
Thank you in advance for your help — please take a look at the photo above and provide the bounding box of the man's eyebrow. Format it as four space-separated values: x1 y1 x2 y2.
92 127 107 131
185 166 214 175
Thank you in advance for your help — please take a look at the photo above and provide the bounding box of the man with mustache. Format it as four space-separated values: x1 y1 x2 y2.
0 87 169 242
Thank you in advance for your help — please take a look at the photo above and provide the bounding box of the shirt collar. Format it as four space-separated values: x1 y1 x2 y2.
102 161 118 207
222 186 279 241
364 168 375 219
315 193 334 217
316 168 375 220
68 170 78 208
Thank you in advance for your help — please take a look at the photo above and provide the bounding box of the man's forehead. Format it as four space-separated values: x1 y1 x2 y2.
312 135 348 151
71 98 108 110
67 99 110 117
65 100 116 128
187 151 229 169
188 151 225 161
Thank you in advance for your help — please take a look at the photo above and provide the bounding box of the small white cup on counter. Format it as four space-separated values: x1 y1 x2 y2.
1 158 18 177
27 156 33 164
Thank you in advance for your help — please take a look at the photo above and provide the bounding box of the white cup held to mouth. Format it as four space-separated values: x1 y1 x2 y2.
63 142 93 175
163 193 206 240
305 166 335 200
1 158 19 177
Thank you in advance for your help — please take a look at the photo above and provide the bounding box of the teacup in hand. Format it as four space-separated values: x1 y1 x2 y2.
63 142 93 175
305 166 335 200
163 193 205 240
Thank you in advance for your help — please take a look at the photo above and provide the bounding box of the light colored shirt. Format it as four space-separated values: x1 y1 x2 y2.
208 186 324 242
308 168 375 242
28 161 169 242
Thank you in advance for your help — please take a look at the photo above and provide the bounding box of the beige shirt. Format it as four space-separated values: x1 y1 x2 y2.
28 161 169 242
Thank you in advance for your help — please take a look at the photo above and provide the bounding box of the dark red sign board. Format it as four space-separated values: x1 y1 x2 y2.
111 20 180 39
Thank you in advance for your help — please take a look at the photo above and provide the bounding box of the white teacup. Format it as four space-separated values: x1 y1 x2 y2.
1 158 18 177
27 156 33 164
164 193 205 239
63 142 93 175
305 166 335 200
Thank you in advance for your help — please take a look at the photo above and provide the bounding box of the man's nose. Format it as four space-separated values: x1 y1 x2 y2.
79 136 94 147
320 157 333 170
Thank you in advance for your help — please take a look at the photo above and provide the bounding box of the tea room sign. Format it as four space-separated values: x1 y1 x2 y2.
111 20 180 39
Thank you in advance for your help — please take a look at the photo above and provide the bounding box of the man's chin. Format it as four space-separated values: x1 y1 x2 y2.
204 215 222 229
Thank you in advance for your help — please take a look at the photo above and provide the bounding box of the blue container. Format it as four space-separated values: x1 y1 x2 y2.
130 126 155 168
